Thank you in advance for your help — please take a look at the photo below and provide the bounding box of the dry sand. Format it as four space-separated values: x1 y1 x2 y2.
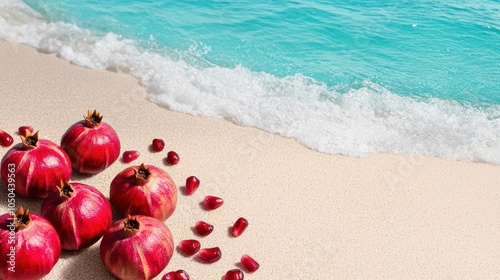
1 40 499 279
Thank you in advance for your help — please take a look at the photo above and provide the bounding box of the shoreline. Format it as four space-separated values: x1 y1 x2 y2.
1 40 500 279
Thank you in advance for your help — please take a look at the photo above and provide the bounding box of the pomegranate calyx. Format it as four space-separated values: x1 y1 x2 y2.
84 109 103 128
123 215 140 236
13 206 32 230
56 180 75 198
134 163 152 184
20 130 39 149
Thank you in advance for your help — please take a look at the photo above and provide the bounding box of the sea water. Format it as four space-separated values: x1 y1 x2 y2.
1 0 499 164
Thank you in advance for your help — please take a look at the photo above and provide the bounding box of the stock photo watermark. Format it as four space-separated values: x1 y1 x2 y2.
5 163 16 273
384 153 425 190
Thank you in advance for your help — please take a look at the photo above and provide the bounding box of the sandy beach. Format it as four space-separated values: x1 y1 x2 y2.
1 40 499 279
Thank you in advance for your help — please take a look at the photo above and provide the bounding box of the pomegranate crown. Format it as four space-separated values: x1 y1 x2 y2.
13 206 32 231
20 130 39 148
123 215 140 236
84 109 103 127
134 163 152 184
56 180 75 198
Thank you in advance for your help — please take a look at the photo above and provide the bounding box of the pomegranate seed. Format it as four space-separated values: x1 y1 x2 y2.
195 221 214 236
223 269 244 280
197 247 221 263
152 138 165 152
231 217 249 237
178 239 201 256
203 195 224 210
162 272 176 280
166 151 180 165
185 176 200 195
163 270 190 280
0 130 14 147
18 126 34 137
175 270 190 280
122 150 140 163
240 254 260 272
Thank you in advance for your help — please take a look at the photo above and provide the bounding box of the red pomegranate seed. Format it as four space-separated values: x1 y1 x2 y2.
195 221 214 236
0 130 14 147
18 126 34 137
203 195 223 210
162 272 176 280
175 270 190 280
231 217 249 237
197 247 221 263
166 151 180 165
240 254 260 272
185 176 200 195
223 269 244 280
178 239 201 256
122 150 140 163
152 138 165 152
163 270 190 280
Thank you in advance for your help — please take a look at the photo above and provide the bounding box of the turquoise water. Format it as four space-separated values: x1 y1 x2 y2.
22 0 500 103
1 0 499 163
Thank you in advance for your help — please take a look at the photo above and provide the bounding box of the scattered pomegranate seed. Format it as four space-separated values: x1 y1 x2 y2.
175 270 190 280
185 176 200 195
231 217 249 237
178 239 201 256
197 247 221 263
0 130 14 147
162 272 176 280
152 138 165 152
223 269 244 280
203 195 224 210
122 150 140 163
195 221 214 236
163 270 190 280
18 126 34 137
166 151 180 165
240 254 260 272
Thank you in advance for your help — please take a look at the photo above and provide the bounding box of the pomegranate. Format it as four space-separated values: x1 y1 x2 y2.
0 130 72 198
231 217 249 237
0 130 14 147
240 254 260 272
0 206 61 280
178 239 201 256
41 181 112 250
184 176 200 195
110 163 177 221
100 215 174 280
61 110 120 174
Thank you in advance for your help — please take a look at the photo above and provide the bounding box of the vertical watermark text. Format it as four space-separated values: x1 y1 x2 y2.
6 163 16 273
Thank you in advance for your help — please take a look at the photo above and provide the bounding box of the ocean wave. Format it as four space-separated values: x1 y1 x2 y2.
1 0 499 164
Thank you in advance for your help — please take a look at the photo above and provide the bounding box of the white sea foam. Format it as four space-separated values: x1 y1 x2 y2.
2 0 499 164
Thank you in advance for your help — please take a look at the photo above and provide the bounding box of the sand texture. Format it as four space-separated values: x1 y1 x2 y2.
1 40 499 279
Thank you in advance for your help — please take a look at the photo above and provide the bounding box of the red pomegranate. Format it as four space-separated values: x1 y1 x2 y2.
110 163 177 221
100 215 174 280
41 181 113 250
0 207 61 280
0 131 72 198
61 110 120 174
